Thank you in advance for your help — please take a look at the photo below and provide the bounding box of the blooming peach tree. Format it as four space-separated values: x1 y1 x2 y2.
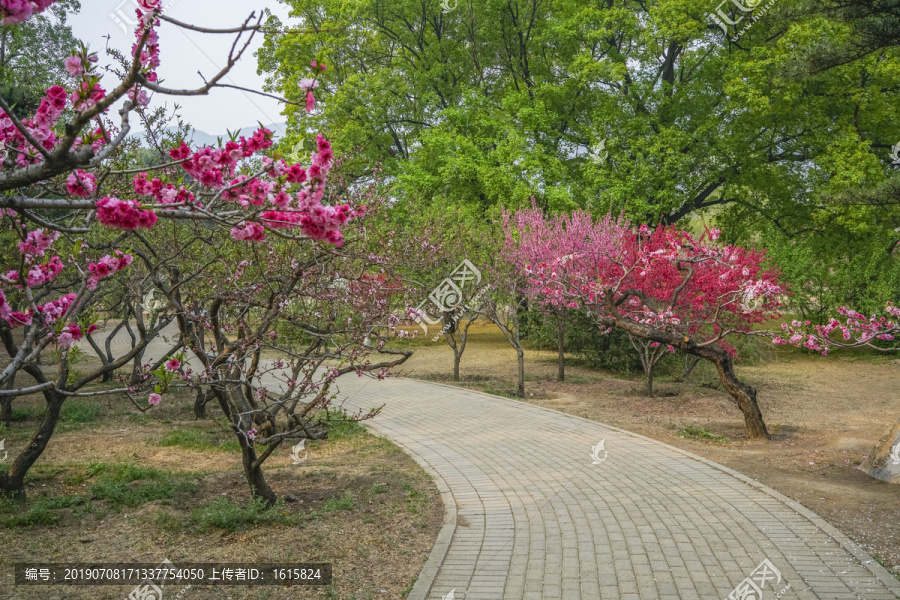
0 0 400 501
512 207 783 440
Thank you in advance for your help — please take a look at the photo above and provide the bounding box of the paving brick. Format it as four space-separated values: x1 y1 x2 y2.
233 366 900 600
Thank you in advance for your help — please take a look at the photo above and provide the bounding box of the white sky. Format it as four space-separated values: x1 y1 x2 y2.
67 0 294 135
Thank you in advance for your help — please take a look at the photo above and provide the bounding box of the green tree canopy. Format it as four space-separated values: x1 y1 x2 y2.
260 0 899 221
0 0 81 117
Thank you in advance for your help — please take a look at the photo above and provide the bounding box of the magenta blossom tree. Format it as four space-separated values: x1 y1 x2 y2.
501 199 629 383
516 210 783 440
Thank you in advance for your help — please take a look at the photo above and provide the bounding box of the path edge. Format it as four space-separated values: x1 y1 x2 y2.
406 377 900 597
363 421 457 600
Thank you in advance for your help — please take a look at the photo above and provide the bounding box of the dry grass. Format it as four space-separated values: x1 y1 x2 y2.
0 384 442 600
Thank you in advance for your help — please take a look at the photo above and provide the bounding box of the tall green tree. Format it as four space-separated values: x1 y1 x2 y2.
260 0 900 223
0 0 81 117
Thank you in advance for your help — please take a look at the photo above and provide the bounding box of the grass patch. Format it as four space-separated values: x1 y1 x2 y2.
0 494 86 528
403 483 428 515
158 428 242 453
88 479 195 508
678 424 729 443
86 462 168 482
84 462 196 508
60 399 103 424
190 497 296 532
322 410 366 440
152 510 184 534
482 386 519 400
11 406 42 422
321 492 355 513
159 429 215 451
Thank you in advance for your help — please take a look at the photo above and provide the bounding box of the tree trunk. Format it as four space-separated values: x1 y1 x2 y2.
243 445 277 506
453 352 461 381
516 348 525 398
711 353 770 440
194 388 213 418
556 312 566 382
1 373 13 428
644 366 654 397
0 398 10 430
129 347 145 387
0 391 64 500
211 386 277 504
606 310 772 440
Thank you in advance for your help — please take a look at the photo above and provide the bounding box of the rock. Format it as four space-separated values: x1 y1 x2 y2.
859 418 900 484
284 493 297 503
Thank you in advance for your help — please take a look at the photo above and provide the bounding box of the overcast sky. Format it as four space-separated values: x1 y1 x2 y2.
67 0 294 135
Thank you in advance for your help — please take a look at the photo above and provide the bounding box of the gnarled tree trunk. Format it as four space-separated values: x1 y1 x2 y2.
0 387 64 500
212 386 278 505
605 307 771 440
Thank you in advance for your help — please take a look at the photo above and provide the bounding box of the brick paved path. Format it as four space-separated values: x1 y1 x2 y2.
103 328 900 600
333 376 900 600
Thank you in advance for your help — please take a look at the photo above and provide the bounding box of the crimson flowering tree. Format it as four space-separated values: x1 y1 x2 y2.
0 1 396 500
517 210 783 440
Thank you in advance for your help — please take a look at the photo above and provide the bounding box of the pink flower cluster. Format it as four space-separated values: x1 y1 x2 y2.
95 197 159 230
214 133 356 245
37 293 77 325
222 176 278 207
18 228 59 258
87 251 133 290
2 292 81 329
131 5 161 82
24 256 65 287
773 303 900 355
132 173 197 206
230 221 266 242
66 170 97 198
70 81 106 112
171 128 274 191
57 322 96 349
304 60 327 113
0 85 66 167
0 289 11 324
3 256 65 288
0 0 56 25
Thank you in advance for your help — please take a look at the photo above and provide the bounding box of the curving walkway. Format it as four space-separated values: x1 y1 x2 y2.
89 328 900 599
333 376 900 600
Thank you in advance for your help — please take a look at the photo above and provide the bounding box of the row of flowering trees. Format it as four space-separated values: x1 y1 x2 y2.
492 202 899 441
0 0 418 502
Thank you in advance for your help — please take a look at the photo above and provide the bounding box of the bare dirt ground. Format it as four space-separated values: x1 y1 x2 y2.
394 322 900 578
0 384 442 600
